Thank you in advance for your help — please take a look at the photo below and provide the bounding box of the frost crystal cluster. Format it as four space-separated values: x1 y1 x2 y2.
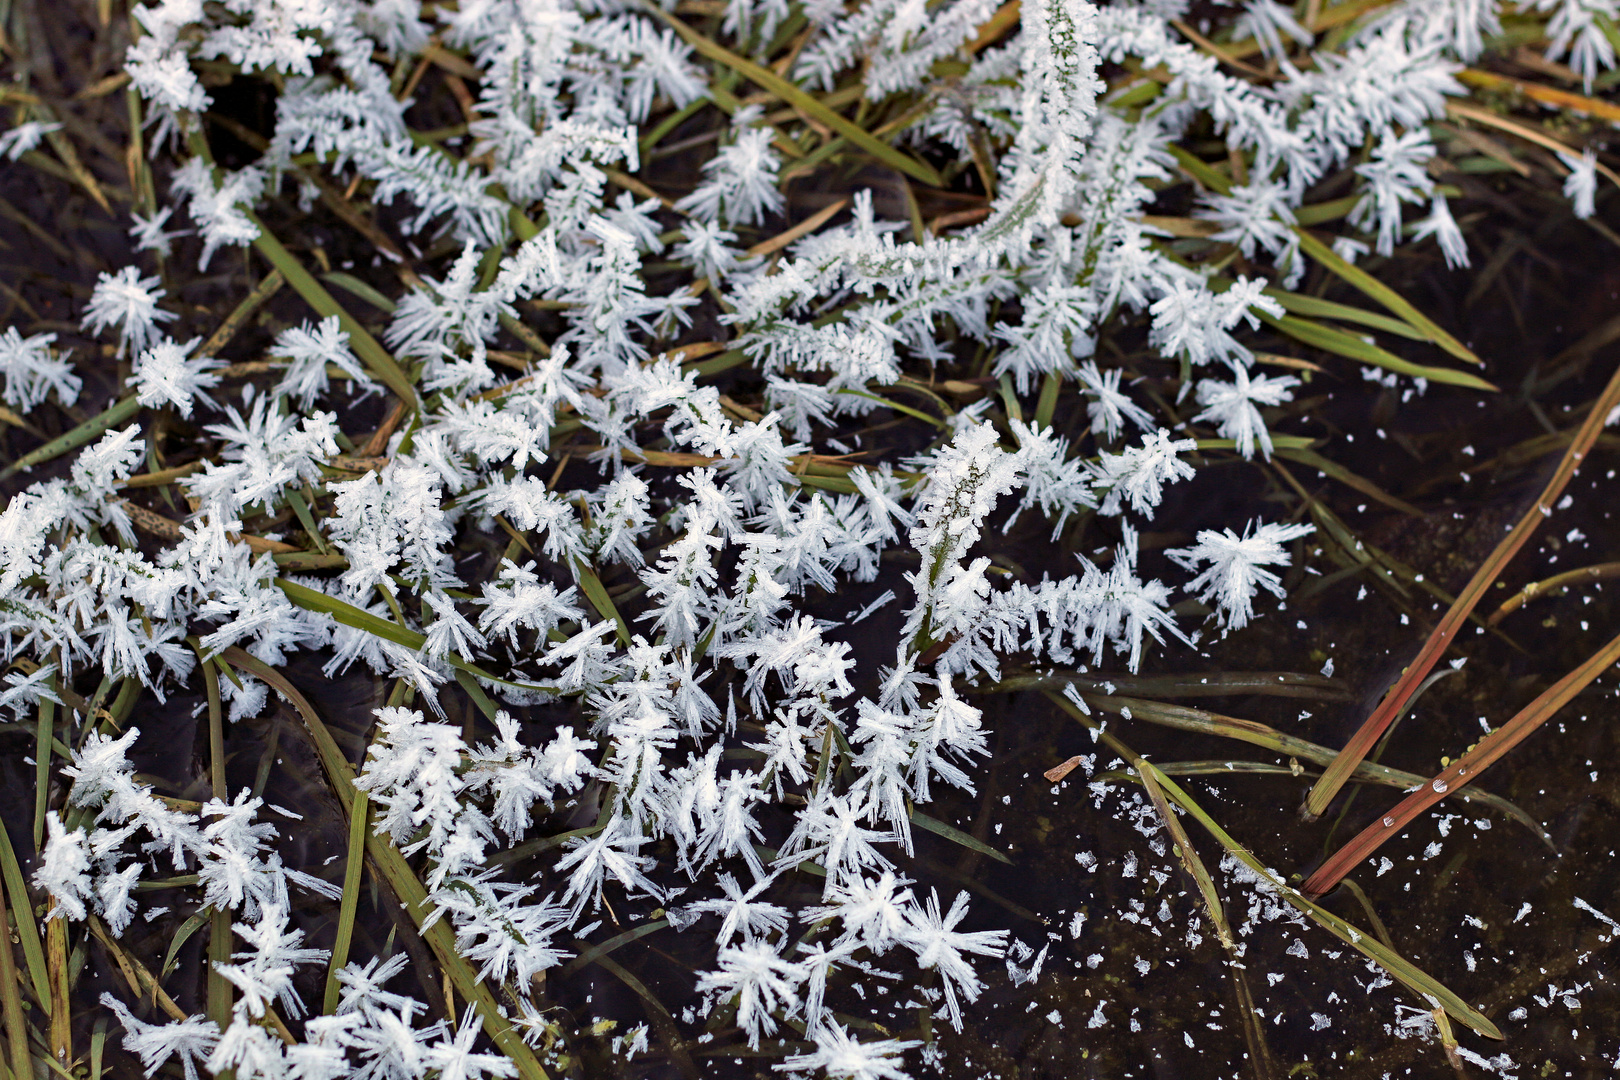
0 0 1604 1074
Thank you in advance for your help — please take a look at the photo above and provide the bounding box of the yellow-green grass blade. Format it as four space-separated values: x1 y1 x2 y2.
220 649 552 1080
1256 310 1496 391
641 3 945 188
1047 691 1501 1040
1293 229 1482 367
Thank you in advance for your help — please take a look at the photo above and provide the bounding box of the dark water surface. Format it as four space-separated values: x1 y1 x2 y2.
7 8 1620 1077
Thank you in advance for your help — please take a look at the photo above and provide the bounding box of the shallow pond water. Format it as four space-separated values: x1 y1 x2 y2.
7 12 1620 1077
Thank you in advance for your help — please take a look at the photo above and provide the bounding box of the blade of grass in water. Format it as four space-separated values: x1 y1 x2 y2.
909 809 1012 864
1487 561 1620 625
323 790 370 1015
219 648 554 1080
1046 691 1502 1040
1304 627 1620 896
1305 357 1620 819
1079 693 1550 845
1136 764 1277 1080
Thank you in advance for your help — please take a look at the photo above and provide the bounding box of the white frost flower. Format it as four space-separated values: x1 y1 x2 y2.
1193 365 1299 460
676 111 784 227
774 1021 920 1080
0 327 79 411
133 337 223 416
1411 195 1470 269
271 315 374 408
0 120 62 161
1169 520 1315 630
82 266 177 359
695 942 804 1048
1559 148 1599 220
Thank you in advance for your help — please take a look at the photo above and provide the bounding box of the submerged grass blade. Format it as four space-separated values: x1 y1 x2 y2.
908 809 1012 864
1273 446 1421 517
1136 764 1277 1080
981 669 1349 701
219 648 553 1080
1487 561 1620 625
1046 691 1501 1041
1304 357 1620 819
1081 694 1550 845
1304 627 1620 897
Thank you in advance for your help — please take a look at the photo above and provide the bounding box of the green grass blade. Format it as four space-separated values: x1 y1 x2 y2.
1167 144 1231 195
0 394 140 480
1255 311 1496 391
273 578 547 692
1263 288 1428 342
1293 229 1483 367
1195 434 1316 452
908 809 1012 864
640 3 945 187
248 216 419 407
572 559 631 646
323 790 369 1015
32 695 53 852
1136 763 1280 1080
160 910 211 981
592 953 702 1080
0 887 33 1080
0 817 49 1014
219 649 553 1080
321 271 398 315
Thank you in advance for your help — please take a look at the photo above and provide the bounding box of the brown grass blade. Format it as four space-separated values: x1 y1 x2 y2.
1303 358 1620 819
1303 627 1620 897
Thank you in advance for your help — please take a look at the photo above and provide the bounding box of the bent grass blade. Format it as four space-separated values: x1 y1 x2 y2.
1045 691 1501 1041
220 648 553 1080
1303 627 1620 897
1136 764 1277 1080
1292 229 1482 366
1304 357 1620 819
